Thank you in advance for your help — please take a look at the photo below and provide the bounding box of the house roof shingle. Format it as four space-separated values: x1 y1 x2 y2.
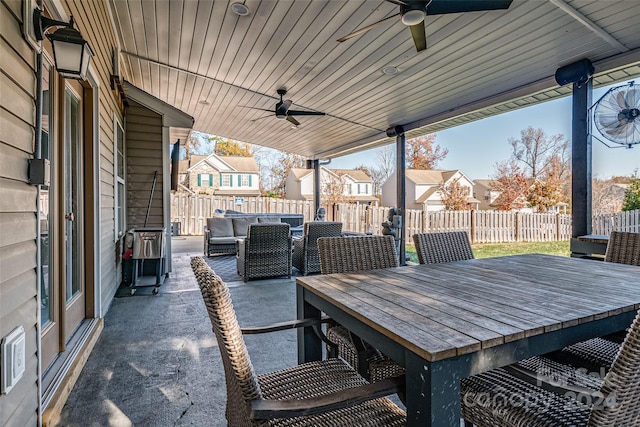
332 169 372 182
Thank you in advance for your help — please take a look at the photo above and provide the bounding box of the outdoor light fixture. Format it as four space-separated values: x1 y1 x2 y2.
401 4 426 26
33 8 93 80
230 2 250 16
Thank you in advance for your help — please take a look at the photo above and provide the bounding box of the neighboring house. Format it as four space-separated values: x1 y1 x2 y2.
382 169 480 211
474 179 568 213
179 153 261 196
286 167 378 204
473 180 502 210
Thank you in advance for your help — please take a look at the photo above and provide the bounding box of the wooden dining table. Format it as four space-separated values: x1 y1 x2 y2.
296 254 640 427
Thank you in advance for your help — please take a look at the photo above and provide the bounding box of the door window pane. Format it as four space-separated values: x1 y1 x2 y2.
40 61 53 326
65 89 82 302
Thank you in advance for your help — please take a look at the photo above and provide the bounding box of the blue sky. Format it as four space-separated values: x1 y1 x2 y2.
329 80 640 180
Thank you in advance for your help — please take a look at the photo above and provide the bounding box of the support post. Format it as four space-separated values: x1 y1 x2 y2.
571 78 593 237
313 159 320 217
391 126 406 266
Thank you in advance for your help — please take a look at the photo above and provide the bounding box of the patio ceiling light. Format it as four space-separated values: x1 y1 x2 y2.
230 3 250 16
33 8 93 80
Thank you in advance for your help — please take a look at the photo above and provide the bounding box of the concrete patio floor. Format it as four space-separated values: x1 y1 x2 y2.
57 236 301 426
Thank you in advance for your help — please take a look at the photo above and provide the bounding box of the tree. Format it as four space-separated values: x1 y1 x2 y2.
509 127 568 179
490 160 529 210
527 178 562 212
368 145 395 195
439 180 469 210
267 152 305 197
214 138 252 157
406 134 448 169
622 174 640 211
592 177 626 215
322 173 354 204
184 132 205 159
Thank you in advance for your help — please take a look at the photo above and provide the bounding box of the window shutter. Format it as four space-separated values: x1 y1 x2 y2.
230 175 233 187
219 174 223 186
198 174 201 186
357 184 361 194
249 175 252 187
238 175 241 187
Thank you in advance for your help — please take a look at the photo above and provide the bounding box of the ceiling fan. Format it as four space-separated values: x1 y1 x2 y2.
337 0 513 52
245 89 326 126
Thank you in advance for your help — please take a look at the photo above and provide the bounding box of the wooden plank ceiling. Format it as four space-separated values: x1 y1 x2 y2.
109 0 640 159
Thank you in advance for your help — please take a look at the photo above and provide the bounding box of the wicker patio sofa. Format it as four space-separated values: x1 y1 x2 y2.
203 211 304 256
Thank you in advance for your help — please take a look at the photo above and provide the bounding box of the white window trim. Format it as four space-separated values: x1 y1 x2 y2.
114 116 125 241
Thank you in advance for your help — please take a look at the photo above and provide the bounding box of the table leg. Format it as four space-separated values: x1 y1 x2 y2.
405 351 463 427
296 285 322 364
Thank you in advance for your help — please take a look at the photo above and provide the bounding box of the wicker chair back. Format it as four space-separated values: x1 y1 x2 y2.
190 257 262 426
317 235 398 274
589 309 640 426
412 231 474 264
293 222 342 275
604 231 640 266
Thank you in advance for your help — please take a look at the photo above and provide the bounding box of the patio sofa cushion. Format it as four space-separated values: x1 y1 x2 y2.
232 216 257 236
207 217 234 237
208 236 237 245
257 216 281 223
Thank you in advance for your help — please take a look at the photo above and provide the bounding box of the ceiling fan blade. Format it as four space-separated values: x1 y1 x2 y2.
605 122 631 138
597 113 622 129
616 91 630 109
287 110 326 116
427 0 512 15
337 13 400 42
286 115 301 126
250 115 273 122
238 106 273 113
385 0 409 6
409 21 427 52
626 88 640 108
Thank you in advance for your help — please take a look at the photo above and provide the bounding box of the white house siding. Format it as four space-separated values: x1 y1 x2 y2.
0 1 39 425
2 0 124 423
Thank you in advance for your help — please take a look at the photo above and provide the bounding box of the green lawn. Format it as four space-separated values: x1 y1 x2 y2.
405 240 570 263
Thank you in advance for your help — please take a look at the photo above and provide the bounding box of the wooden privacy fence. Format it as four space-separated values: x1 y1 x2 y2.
592 209 640 235
171 193 316 235
171 194 639 243
337 205 572 243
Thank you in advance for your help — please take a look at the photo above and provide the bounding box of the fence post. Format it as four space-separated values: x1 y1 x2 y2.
515 212 520 242
470 210 476 243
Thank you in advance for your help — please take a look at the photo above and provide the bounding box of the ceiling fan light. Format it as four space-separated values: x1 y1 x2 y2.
401 9 425 26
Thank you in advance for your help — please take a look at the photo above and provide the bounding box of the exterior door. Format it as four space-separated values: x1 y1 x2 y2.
62 83 85 341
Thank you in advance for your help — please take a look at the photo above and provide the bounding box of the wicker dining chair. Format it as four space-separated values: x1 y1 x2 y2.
190 257 406 426
237 223 292 282
292 222 343 275
543 231 640 373
318 235 405 384
604 230 640 266
461 309 640 427
412 231 474 264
